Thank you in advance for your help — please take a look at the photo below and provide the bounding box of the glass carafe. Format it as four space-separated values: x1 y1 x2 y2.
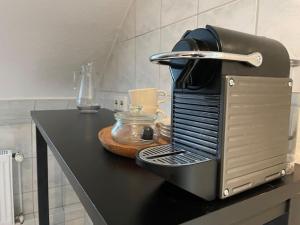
76 62 100 113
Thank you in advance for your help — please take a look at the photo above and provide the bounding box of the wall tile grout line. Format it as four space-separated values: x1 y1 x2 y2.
119 0 242 45
198 0 241 15
31 120 35 222
254 0 260 35
130 14 198 40
97 90 127 95
197 0 200 27
118 0 259 44
159 0 162 90
99 0 136 90
133 0 137 89
134 0 138 89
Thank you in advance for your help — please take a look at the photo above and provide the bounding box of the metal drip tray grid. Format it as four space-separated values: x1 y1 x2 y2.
138 144 209 166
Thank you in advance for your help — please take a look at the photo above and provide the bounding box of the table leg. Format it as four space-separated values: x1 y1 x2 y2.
288 193 300 225
36 127 49 225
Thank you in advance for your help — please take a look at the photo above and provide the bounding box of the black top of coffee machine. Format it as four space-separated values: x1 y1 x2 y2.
156 26 290 93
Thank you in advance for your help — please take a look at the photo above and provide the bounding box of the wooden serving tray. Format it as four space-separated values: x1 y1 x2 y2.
98 126 169 159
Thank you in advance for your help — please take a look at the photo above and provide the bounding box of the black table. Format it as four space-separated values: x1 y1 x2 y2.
31 109 300 225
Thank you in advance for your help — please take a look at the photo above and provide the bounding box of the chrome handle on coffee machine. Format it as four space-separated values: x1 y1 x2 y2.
150 51 264 67
150 51 300 68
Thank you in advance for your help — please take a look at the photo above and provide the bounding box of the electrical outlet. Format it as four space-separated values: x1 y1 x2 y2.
119 95 128 111
112 95 128 111
113 99 119 111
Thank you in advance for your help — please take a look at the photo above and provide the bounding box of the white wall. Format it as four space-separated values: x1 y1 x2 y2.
0 0 131 99
0 1 132 224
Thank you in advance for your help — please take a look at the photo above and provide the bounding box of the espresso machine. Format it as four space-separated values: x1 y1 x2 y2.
136 25 300 200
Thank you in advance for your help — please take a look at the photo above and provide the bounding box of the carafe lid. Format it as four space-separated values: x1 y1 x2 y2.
115 111 156 123
114 108 156 122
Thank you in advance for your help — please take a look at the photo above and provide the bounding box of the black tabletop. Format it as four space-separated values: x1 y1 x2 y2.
31 109 300 225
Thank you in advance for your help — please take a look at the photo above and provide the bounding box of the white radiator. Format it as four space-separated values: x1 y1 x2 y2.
0 150 14 225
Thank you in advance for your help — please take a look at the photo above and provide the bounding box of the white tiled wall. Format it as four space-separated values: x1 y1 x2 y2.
135 30 160 88
135 0 161 35
257 0 300 92
197 0 257 34
100 0 300 162
101 0 300 98
161 0 198 27
0 100 34 125
0 99 97 225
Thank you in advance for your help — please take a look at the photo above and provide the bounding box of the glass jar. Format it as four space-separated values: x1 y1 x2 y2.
111 110 157 145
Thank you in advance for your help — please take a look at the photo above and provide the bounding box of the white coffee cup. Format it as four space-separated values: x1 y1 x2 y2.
129 104 167 117
141 105 166 115
128 88 169 107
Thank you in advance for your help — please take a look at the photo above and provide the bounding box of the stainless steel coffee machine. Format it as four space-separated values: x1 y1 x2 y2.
136 25 300 200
